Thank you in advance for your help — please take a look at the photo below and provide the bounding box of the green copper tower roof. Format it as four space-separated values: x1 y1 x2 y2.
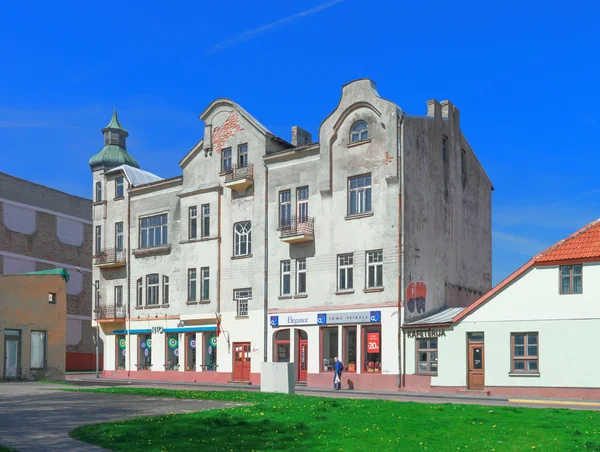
89 109 140 171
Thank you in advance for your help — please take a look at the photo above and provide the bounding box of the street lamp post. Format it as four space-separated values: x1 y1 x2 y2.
76 267 100 378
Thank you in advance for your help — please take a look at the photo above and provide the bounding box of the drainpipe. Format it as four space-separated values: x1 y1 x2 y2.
127 180 132 378
217 187 222 316
263 162 269 363
397 112 406 388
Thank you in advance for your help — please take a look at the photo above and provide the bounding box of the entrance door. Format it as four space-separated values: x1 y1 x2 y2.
233 342 251 381
468 343 485 390
298 340 308 382
4 330 21 379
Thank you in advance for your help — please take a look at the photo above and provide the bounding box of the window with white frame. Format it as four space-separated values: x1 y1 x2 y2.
296 259 307 294
163 276 169 305
238 143 248 167
234 221 251 257
95 182 102 202
281 260 291 296
279 190 291 227
201 204 210 237
417 338 438 374
338 253 354 291
297 187 309 222
95 225 102 254
201 267 210 301
115 222 124 251
115 177 124 198
188 268 197 302
348 174 372 216
366 250 383 289
350 120 368 143
136 278 143 307
189 206 197 240
140 214 168 248
222 147 232 172
146 274 159 306
115 285 123 307
235 288 252 317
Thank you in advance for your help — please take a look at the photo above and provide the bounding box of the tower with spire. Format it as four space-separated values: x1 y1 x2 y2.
89 109 140 171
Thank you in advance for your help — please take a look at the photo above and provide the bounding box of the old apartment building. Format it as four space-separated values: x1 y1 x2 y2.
90 79 492 390
0 172 96 371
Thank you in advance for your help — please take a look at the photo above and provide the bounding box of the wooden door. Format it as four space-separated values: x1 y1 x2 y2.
298 340 308 382
233 342 251 381
468 343 485 390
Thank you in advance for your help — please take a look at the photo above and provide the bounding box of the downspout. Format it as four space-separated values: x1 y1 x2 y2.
217 187 222 316
397 112 406 388
127 179 132 378
263 162 269 363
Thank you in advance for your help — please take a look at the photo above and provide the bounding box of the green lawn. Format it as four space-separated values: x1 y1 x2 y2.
68 388 600 452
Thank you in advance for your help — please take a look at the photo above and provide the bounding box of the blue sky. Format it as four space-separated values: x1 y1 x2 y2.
1 0 599 285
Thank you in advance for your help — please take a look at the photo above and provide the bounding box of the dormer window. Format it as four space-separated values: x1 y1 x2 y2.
351 121 368 143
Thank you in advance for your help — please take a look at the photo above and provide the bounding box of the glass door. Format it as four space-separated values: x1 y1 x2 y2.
4 330 21 378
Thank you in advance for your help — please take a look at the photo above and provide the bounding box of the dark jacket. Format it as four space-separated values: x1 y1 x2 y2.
334 360 344 373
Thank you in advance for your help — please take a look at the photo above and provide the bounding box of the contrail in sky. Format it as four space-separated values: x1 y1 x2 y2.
207 0 346 55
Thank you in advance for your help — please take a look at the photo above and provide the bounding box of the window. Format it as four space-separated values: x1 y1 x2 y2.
95 226 102 254
461 149 467 177
115 177 124 198
94 280 100 309
363 325 381 372
238 143 248 167
189 206 197 240
280 261 291 296
338 254 354 291
136 278 143 307
146 274 159 306
348 174 372 216
442 136 447 161
560 265 582 294
115 222 124 251
186 333 196 371
321 327 339 371
163 276 169 305
222 147 232 172
203 331 217 370
201 267 210 301
139 334 152 370
140 214 168 248
350 120 368 143
188 269 197 302
235 288 252 317
274 329 290 362
201 204 210 237
116 335 126 370
95 182 102 202
366 250 383 289
166 333 179 370
30 331 46 369
48 293 56 304
343 326 357 372
511 333 539 373
279 190 291 227
297 187 309 222
417 338 438 374
114 285 123 307
296 259 307 294
234 221 251 257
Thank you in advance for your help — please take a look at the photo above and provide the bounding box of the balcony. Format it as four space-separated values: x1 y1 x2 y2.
279 216 315 243
224 163 254 192
94 248 126 268
95 304 126 321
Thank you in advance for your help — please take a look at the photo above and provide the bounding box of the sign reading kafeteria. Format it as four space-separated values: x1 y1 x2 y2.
405 329 446 338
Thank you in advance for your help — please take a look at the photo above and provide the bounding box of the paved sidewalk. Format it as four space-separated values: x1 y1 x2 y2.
0 382 241 452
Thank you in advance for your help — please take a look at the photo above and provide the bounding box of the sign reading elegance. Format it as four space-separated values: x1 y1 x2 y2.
270 313 319 327
405 328 446 338
270 311 381 327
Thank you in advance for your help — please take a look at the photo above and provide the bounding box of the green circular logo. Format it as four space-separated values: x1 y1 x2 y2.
210 336 217 347
118 338 126 349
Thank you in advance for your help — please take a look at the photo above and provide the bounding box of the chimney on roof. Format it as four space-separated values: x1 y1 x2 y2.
291 126 312 147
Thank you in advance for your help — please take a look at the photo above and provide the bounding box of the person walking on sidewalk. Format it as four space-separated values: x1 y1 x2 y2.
333 356 343 390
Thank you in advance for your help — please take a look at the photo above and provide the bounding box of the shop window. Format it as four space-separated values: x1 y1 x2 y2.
417 338 438 375
138 334 152 370
363 325 381 373
203 332 217 371
274 329 290 362
321 327 339 371
116 335 126 370
165 333 179 370
511 332 538 373
186 333 197 371
343 326 357 372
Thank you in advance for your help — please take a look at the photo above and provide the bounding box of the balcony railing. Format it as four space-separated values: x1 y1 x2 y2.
94 248 126 267
95 304 126 321
279 216 315 243
225 163 254 183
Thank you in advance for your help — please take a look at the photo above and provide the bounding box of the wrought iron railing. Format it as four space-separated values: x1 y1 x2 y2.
279 216 315 238
94 248 126 265
96 304 127 320
225 163 253 183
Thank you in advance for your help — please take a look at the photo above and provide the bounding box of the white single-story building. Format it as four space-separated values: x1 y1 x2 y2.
402 219 600 399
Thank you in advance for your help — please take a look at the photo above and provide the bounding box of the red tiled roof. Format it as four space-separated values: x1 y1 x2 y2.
534 219 600 263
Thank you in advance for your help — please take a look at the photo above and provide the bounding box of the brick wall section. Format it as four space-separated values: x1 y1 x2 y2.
211 112 244 155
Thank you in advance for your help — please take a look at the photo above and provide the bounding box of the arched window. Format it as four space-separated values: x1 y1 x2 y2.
350 121 368 143
274 329 290 362
234 221 252 257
